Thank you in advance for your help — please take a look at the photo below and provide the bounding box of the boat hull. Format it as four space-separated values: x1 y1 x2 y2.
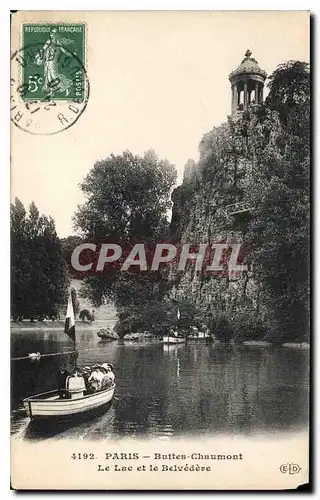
187 336 212 342
23 384 115 420
163 336 185 344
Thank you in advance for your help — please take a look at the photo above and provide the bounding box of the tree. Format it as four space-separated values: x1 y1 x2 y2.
11 198 31 321
79 309 94 322
11 199 69 321
61 235 84 278
74 150 176 243
242 61 310 342
74 150 177 336
266 60 310 135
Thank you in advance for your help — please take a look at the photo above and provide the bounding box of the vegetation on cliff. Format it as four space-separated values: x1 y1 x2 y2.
171 61 309 343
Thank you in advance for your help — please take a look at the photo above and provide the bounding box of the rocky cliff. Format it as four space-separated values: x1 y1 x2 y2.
169 106 284 340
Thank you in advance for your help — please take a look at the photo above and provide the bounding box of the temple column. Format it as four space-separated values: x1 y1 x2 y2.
243 81 248 108
231 85 233 113
255 82 259 104
235 85 239 111
231 84 236 113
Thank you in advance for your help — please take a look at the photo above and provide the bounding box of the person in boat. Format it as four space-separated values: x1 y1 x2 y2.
169 327 178 338
192 326 199 338
101 363 115 386
56 364 70 398
88 364 115 392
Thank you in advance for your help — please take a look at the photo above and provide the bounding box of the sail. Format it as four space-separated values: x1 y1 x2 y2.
177 307 181 320
64 294 75 342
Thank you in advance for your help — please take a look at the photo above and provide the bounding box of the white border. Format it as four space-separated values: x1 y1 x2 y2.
3 2 318 499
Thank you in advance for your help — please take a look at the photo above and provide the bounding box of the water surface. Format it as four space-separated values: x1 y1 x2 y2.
11 329 309 441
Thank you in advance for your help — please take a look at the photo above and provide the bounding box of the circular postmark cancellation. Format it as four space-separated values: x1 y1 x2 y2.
11 42 89 135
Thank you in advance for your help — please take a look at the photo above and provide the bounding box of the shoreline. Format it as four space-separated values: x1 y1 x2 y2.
10 320 112 332
10 325 310 349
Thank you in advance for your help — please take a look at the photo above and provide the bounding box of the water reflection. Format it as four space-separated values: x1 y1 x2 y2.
23 402 115 441
11 330 309 440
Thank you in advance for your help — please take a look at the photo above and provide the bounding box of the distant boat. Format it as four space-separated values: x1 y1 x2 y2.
187 332 212 342
163 335 185 345
162 305 185 345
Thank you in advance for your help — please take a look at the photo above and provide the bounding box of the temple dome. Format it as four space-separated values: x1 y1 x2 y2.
229 50 266 114
229 50 267 82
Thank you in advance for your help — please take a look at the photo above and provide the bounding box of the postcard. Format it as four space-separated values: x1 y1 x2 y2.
10 10 310 490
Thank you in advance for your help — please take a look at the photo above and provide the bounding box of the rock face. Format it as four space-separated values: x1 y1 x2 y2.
97 328 119 340
169 110 269 337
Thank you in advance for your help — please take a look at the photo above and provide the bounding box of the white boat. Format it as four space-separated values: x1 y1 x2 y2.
187 332 212 342
23 383 116 420
163 336 185 345
23 293 116 421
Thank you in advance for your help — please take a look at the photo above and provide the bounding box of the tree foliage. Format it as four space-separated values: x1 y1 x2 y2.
243 61 310 341
75 150 177 335
79 309 94 322
266 60 310 135
11 199 69 321
74 150 176 242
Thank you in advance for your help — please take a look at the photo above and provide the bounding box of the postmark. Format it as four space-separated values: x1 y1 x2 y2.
11 23 89 135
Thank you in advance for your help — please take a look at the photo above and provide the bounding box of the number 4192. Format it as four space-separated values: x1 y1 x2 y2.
71 453 95 460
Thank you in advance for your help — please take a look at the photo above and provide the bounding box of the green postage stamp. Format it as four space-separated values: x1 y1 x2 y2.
21 24 86 101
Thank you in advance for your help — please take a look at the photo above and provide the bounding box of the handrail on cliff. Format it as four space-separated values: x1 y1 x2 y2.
225 201 253 216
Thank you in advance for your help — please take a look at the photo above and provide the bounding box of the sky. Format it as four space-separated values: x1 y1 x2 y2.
11 11 310 237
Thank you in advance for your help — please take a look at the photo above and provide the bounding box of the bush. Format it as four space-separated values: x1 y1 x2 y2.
230 310 267 343
212 315 233 343
79 309 94 322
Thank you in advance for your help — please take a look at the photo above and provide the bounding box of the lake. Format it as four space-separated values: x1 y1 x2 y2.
11 329 309 441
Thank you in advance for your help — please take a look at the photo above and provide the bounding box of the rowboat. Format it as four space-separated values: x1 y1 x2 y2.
23 383 116 420
163 336 185 345
23 293 117 421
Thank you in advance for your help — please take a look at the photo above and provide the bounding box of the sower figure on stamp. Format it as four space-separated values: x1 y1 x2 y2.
56 363 70 398
34 28 74 97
